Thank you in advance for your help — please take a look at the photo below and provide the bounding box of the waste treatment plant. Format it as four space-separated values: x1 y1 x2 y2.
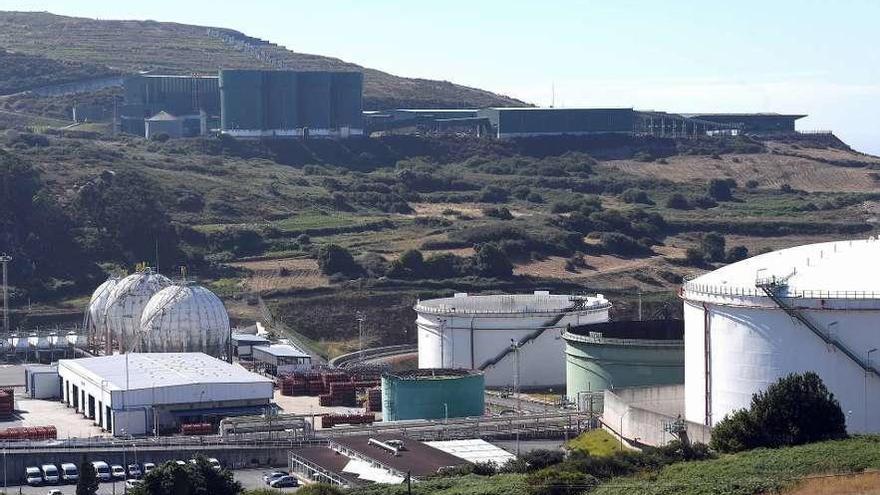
681 238 880 433
563 319 684 399
381 369 485 422
415 291 611 388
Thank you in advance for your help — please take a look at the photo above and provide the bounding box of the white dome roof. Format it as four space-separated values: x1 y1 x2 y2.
85 277 119 339
684 238 880 301
103 269 172 351
139 283 230 355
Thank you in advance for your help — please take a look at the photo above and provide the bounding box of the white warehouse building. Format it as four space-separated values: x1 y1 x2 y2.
57 353 274 436
415 291 611 388
682 238 880 433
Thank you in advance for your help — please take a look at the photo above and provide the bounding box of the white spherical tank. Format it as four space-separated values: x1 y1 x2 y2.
103 268 171 352
682 238 880 433
85 277 118 344
139 283 230 356
415 291 611 388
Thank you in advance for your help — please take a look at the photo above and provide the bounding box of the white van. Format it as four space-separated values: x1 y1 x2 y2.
91 461 111 482
61 463 79 483
40 464 59 484
142 462 156 475
25 466 42 485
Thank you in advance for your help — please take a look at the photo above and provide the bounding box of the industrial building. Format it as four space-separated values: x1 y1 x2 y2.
682 112 806 133
381 369 485 422
121 74 220 136
289 435 470 486
231 333 270 359
251 344 311 375
415 291 611 388
563 319 684 400
219 69 363 138
363 108 482 135
57 352 274 436
144 111 206 140
682 238 880 433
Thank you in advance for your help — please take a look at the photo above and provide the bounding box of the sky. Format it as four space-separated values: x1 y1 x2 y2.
2 0 879 154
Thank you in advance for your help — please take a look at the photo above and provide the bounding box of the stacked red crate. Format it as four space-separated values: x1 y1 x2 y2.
180 423 214 435
364 388 382 413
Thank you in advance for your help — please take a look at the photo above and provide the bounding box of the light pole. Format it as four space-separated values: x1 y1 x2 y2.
0 254 11 334
866 348 877 432
355 311 366 361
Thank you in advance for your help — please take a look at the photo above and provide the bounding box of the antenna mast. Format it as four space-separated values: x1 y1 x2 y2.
0 254 11 333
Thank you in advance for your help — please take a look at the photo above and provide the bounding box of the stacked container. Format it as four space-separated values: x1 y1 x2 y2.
0 426 57 440
0 388 13 420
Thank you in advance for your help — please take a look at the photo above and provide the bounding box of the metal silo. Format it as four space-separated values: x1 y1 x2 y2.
220 69 265 133
330 72 364 133
265 70 298 131
381 369 485 422
297 72 332 133
563 319 684 399
682 238 880 433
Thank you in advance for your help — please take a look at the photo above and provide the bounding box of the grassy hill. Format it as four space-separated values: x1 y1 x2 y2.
0 11 525 109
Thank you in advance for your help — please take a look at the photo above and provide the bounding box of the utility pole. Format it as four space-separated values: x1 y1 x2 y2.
511 338 521 456
355 311 366 361
0 254 11 334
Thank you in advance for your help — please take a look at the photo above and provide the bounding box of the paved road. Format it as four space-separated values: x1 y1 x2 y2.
4 468 299 494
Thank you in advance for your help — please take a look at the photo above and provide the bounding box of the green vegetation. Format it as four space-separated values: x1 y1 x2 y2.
710 372 847 453
348 473 528 495
566 429 620 457
129 457 240 495
76 457 99 495
592 436 880 495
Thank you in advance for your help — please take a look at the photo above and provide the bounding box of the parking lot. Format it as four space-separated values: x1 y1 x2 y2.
8 468 299 494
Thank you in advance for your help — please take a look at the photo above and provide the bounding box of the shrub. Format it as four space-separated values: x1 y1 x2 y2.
484 206 514 220
665 193 690 209
527 192 545 203
472 243 513 277
512 185 532 200
725 245 749 262
619 188 653 205
599 232 649 256
700 232 726 262
316 244 362 277
479 184 510 203
684 247 704 265
707 178 736 201
690 195 718 209
745 179 759 189
386 249 425 279
780 183 794 193
710 372 847 453
291 484 344 495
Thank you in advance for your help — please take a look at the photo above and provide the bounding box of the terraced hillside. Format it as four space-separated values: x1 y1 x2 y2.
0 11 525 109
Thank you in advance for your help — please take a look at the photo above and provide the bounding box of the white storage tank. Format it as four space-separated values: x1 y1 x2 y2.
415 291 611 388
84 276 118 346
682 238 880 433
103 268 171 352
139 283 231 356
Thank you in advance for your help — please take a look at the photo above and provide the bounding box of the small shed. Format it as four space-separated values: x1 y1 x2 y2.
24 364 61 399
231 333 270 359
252 344 311 375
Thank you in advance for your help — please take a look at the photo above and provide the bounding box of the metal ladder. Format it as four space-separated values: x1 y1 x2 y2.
756 276 880 377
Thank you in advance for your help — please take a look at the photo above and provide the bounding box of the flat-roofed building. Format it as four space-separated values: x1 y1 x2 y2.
57 353 274 436
252 344 311 375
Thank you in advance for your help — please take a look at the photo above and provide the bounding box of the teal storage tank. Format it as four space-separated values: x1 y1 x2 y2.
382 369 484 422
564 320 684 400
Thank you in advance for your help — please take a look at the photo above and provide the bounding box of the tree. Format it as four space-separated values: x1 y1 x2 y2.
665 193 690 209
684 247 704 266
726 245 749 262
710 372 847 453
386 249 425 279
316 244 361 277
76 458 99 495
130 457 241 495
472 243 513 278
619 188 653 205
707 178 735 201
700 232 726 262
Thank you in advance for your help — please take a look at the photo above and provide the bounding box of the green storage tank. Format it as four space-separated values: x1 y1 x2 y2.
382 369 484 422
564 320 684 400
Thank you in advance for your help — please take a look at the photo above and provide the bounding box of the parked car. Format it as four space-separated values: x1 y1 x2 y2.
60 463 78 483
91 461 111 482
127 463 142 478
188 459 198 465
126 479 143 489
46 489 63 495
41 464 60 484
263 471 287 484
111 465 126 480
26 466 43 486
207 458 222 471
142 462 156 475
269 475 299 488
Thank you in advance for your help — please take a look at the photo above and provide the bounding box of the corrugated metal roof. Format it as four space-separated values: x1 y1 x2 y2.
57 352 273 391
425 439 516 465
252 344 310 358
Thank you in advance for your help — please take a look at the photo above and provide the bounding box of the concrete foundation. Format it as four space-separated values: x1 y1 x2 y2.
602 385 711 447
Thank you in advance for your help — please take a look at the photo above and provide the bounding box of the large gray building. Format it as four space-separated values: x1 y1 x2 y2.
121 74 220 136
219 69 363 138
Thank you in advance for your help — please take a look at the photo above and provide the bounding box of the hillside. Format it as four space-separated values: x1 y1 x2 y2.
0 11 526 109
3 129 879 356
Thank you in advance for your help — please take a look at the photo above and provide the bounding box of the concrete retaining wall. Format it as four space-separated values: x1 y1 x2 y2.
603 385 711 447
